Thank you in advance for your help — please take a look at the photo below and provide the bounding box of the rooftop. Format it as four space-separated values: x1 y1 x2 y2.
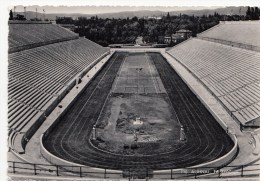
176 29 192 33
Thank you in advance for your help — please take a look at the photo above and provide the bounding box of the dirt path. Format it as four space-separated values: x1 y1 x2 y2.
103 96 123 139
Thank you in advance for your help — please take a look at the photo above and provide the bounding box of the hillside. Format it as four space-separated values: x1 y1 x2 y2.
14 6 249 20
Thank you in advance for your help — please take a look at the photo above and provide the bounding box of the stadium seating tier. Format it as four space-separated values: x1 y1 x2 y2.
198 21 260 47
8 35 109 133
9 22 79 50
167 38 260 125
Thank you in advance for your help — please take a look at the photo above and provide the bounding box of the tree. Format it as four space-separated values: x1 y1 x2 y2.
132 16 138 21
56 16 73 24
9 10 13 20
73 11 223 46
246 6 252 20
246 6 251 16
253 7 259 20
167 12 170 20
15 14 26 20
251 7 255 15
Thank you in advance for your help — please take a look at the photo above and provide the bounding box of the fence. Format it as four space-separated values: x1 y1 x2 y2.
8 161 260 179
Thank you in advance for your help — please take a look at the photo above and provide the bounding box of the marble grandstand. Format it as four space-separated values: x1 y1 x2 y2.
7 20 260 180
8 21 109 153
8 21 79 53
198 21 260 48
167 21 260 126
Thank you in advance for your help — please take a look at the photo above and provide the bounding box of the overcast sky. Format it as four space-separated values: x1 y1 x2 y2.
4 0 260 14
6 0 260 7
10 5 227 14
7 0 260 14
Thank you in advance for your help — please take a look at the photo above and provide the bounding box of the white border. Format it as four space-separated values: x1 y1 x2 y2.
1 1 259 180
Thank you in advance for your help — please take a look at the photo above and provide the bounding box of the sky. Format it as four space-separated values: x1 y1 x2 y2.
6 0 260 15
5 0 260 7
1 0 260 180
10 6 224 15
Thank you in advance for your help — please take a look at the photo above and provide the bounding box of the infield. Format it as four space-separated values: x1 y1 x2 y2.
93 53 181 155
112 53 166 94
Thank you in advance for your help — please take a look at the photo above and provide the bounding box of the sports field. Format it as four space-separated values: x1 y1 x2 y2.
43 52 234 170
94 53 181 155
112 53 165 94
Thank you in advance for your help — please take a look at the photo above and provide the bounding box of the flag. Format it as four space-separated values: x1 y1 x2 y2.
43 9 45 13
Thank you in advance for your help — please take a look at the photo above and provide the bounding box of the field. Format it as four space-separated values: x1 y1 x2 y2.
93 53 181 155
43 52 234 170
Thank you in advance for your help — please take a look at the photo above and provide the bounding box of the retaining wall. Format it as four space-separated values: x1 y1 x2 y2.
40 135 122 178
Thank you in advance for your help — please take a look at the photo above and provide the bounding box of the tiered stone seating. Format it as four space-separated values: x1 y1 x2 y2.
167 38 260 125
198 21 260 47
8 63 64 94
8 37 109 133
9 22 79 49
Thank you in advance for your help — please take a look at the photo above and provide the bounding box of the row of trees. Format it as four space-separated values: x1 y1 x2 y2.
73 12 245 46
9 10 46 21
9 10 26 20
246 6 260 20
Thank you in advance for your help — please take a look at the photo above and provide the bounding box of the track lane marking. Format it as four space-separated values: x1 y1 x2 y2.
58 54 120 159
113 55 127 93
145 54 158 94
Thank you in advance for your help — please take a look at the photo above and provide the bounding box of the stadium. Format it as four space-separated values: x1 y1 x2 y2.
7 19 260 180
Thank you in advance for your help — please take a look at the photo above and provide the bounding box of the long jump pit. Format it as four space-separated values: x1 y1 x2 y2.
92 53 182 155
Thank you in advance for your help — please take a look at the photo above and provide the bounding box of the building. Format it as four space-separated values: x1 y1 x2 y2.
158 36 164 44
164 36 172 44
162 29 192 45
163 34 185 44
176 29 192 39
144 16 162 20
171 34 185 43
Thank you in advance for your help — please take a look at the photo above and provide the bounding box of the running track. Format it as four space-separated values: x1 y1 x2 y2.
44 52 234 170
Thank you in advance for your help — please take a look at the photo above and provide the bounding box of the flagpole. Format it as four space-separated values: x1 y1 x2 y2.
239 7 241 20
24 7 26 20
36 8 37 20
43 9 45 21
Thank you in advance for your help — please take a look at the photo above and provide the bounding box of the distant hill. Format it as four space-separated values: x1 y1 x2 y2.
14 6 249 20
